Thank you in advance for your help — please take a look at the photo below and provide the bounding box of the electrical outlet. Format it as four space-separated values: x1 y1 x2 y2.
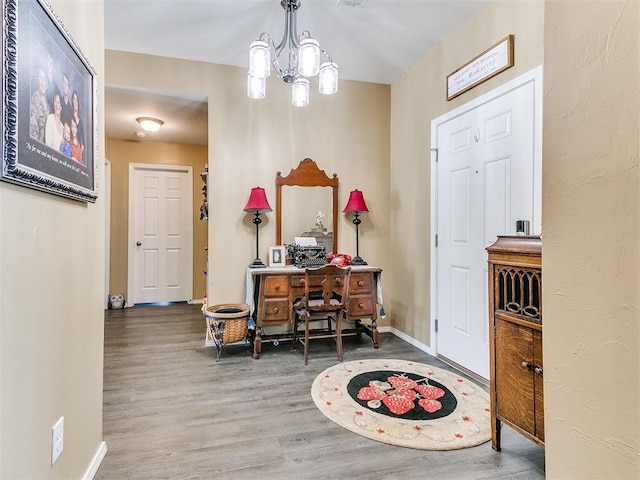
51 416 64 465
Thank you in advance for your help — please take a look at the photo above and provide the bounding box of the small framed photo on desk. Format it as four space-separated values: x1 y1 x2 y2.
269 246 286 267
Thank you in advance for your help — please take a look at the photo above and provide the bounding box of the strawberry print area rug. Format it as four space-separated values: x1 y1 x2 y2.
311 359 491 450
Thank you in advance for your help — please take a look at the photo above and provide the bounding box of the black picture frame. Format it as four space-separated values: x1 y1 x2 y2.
1 0 97 202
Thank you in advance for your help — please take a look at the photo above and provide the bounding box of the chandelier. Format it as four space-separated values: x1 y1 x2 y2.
247 0 338 107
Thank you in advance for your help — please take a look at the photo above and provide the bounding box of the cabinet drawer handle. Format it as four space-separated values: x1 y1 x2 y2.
357 280 364 287
358 303 365 309
534 366 543 375
275 284 281 290
335 278 342 284
272 307 279 314
300 279 306 285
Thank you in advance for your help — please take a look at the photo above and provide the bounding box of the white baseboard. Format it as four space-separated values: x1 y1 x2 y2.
188 298 205 305
83 441 107 480
381 326 436 356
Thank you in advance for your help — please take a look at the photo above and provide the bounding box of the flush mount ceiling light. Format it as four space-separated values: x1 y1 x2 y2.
136 117 164 132
247 0 338 107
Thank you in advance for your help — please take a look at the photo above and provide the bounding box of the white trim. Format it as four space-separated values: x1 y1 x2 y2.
104 160 111 310
383 326 436 356
83 441 107 480
429 65 543 357
127 163 194 306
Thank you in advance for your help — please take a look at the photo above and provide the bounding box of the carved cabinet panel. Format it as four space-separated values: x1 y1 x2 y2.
487 235 544 451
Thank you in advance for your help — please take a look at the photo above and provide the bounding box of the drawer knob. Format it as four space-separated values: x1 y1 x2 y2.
272 307 279 314
358 280 364 287
300 279 306 285
358 303 365 309
335 278 342 284
275 284 281 290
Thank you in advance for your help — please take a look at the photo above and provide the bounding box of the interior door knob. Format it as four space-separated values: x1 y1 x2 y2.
136 241 142 246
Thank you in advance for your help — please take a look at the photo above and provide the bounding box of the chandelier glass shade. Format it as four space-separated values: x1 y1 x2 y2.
292 78 309 107
248 0 338 106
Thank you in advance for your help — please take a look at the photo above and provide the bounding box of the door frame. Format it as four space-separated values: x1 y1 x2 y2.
429 66 543 356
127 163 194 306
104 160 111 310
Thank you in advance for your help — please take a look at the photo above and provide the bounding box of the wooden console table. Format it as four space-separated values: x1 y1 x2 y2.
247 265 382 359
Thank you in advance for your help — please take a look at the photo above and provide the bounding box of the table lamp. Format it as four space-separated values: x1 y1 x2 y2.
343 189 369 266
244 186 272 268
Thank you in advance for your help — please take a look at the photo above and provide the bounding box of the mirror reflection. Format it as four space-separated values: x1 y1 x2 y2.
276 158 339 255
281 186 334 252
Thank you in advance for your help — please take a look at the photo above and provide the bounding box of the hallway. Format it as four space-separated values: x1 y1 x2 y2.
97 303 545 479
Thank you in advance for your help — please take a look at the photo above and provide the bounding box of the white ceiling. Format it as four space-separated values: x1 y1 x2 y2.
104 0 489 146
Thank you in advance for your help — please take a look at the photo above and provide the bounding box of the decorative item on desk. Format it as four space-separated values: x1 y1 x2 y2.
293 245 326 268
343 189 369 265
290 237 327 267
327 252 352 267
269 245 286 267
244 186 272 268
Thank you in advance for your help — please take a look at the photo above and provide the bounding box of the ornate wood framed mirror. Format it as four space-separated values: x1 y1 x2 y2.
276 158 339 254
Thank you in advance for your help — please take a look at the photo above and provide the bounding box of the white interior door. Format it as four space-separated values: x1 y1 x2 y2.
434 75 540 379
128 164 193 305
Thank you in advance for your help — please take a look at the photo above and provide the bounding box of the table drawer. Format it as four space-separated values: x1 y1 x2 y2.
347 294 374 318
291 274 348 289
290 275 305 289
260 298 290 323
350 273 373 294
263 276 289 296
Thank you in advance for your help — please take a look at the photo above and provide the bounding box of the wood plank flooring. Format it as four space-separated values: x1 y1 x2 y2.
96 303 545 479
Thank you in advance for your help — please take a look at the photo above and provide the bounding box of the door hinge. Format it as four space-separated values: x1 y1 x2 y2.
431 147 438 163
435 318 438 333
435 234 438 248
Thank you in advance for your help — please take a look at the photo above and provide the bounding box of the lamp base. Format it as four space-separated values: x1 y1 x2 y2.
351 256 367 266
249 258 267 268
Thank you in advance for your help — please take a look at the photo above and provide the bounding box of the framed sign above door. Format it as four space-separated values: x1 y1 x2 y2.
446 35 514 101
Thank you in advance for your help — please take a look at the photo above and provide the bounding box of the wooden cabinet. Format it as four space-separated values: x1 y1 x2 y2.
487 236 544 450
249 266 381 358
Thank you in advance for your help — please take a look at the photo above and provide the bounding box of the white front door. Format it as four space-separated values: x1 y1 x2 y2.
128 164 193 305
434 70 541 379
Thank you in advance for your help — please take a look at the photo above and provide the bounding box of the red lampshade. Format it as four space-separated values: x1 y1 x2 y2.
343 189 369 213
244 186 272 213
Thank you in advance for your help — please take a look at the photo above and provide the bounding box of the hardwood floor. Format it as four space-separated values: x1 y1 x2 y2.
96 303 545 479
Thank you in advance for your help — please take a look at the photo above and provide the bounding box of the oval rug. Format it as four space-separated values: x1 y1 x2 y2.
311 359 491 450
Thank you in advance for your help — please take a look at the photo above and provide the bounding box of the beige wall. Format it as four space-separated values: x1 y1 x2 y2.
105 139 208 302
389 0 544 342
542 1 639 478
0 1 105 478
2 1 635 477
391 0 639 476
105 51 392 320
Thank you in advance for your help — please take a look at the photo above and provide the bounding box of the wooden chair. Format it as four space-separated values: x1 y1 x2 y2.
292 265 351 365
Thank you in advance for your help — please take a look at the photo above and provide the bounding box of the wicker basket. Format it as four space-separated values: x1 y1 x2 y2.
205 303 250 346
